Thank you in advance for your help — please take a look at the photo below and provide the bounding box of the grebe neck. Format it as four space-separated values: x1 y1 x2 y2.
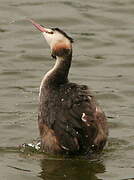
43 51 72 88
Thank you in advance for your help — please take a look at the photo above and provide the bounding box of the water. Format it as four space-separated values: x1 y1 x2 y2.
0 0 134 179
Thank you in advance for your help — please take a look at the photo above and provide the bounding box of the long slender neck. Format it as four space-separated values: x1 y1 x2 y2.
44 51 72 87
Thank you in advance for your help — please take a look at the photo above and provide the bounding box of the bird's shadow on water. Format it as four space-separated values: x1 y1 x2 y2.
1 145 104 180
38 155 105 180
35 136 129 180
19 140 106 180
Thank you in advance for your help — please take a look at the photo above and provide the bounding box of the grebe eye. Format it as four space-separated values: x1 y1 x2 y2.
46 31 54 34
48 31 54 34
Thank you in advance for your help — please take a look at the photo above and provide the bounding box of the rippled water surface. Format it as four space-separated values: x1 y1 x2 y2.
0 0 134 179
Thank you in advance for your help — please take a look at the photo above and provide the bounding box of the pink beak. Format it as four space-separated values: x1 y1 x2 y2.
29 19 48 33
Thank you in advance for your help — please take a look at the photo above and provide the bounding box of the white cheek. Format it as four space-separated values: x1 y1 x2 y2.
42 32 53 47
42 31 69 49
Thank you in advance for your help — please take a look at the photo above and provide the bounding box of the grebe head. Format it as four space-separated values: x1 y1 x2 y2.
30 19 73 57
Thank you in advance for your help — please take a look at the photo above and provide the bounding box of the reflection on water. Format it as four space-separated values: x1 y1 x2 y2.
39 158 105 180
0 0 134 179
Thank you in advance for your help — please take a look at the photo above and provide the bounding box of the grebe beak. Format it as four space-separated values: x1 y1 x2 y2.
29 19 49 33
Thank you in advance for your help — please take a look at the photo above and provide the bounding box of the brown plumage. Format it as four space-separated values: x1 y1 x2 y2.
30 20 108 155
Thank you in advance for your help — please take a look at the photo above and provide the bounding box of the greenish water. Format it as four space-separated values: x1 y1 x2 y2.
0 0 134 179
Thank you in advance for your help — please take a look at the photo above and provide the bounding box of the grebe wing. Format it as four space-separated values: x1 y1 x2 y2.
55 84 105 152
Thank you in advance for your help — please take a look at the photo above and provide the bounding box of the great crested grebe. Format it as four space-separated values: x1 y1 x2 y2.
30 20 108 155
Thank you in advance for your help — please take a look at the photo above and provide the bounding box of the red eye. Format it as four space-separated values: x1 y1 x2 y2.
47 31 54 34
49 31 54 34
